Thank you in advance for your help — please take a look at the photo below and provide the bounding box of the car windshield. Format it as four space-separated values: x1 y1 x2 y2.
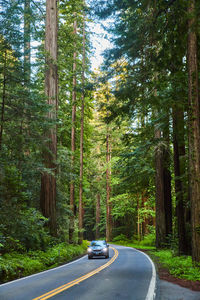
90 241 104 247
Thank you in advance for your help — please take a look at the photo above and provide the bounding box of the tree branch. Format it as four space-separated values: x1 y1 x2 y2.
154 0 177 22
31 0 45 17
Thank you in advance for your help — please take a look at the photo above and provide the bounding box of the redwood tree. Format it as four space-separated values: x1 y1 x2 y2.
155 126 166 248
78 9 86 244
24 0 31 83
106 127 112 241
40 0 58 235
69 16 77 243
187 0 200 262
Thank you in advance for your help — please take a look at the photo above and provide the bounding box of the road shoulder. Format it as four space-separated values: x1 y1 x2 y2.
140 249 200 300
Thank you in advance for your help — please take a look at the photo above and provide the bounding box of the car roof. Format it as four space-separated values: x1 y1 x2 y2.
91 240 105 243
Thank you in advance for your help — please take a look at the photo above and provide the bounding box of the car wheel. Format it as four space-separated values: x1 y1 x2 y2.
88 255 92 259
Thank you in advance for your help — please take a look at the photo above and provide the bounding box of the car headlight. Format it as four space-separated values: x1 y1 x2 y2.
103 247 107 252
87 248 92 253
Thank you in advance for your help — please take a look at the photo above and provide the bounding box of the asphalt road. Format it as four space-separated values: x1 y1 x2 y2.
0 245 156 300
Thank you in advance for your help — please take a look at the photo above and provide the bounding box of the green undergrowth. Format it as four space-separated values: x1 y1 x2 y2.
149 249 200 282
113 240 155 250
112 233 156 250
0 241 88 283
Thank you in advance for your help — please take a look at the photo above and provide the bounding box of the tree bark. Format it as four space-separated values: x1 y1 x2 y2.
40 0 58 236
96 193 101 239
187 0 200 262
163 117 172 238
155 127 166 248
24 0 31 83
172 106 189 254
0 49 7 151
69 17 77 244
137 194 141 240
78 10 86 245
106 128 112 241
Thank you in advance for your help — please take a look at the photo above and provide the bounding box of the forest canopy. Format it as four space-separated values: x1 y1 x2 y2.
0 0 200 265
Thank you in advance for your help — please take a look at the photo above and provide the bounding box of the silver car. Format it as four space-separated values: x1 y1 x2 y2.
87 240 109 259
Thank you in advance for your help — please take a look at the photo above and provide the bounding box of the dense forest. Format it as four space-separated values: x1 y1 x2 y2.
0 0 200 269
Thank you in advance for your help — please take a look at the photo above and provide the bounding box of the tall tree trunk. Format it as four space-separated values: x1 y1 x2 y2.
137 194 141 240
106 128 112 241
172 106 189 254
0 49 7 151
40 0 58 236
155 127 166 248
96 193 101 239
69 17 77 244
163 116 172 238
24 0 31 83
78 10 86 245
187 0 200 262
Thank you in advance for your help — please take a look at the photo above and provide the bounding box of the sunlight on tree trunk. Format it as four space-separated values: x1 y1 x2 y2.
69 16 77 244
79 8 86 245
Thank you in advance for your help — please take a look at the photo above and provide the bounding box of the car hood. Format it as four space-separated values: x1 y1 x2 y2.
90 246 104 250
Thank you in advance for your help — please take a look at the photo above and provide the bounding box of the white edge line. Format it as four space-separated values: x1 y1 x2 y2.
0 255 87 287
128 247 156 300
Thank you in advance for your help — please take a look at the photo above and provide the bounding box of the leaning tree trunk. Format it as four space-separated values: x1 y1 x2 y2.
78 10 86 245
69 17 77 244
187 0 200 262
40 0 58 236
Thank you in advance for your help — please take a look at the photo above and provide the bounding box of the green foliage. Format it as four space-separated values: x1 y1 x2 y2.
0 0 54 251
113 240 156 251
0 241 88 283
0 206 50 253
112 232 156 250
150 250 200 282
139 233 156 247
112 234 128 242
111 193 136 219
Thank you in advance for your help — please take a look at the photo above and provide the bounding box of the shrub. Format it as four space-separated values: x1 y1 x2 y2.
150 250 200 282
139 233 155 247
0 241 88 283
112 234 129 242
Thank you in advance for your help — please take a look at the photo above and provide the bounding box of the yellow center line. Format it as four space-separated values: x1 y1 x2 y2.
33 247 119 300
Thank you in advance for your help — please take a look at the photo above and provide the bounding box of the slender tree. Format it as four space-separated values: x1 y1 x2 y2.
0 47 6 151
69 16 77 243
163 116 172 238
78 8 86 244
106 126 112 241
96 193 101 239
40 0 58 235
155 124 166 248
24 0 31 83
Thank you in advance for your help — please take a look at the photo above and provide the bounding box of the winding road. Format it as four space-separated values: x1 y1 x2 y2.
0 245 156 300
